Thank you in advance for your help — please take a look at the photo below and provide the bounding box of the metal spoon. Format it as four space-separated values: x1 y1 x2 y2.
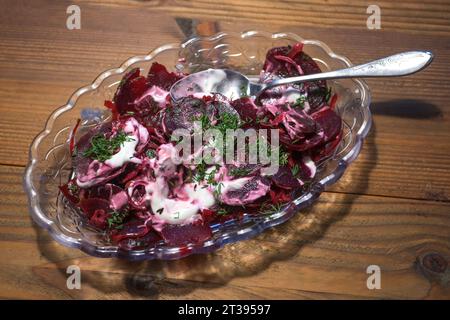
170 51 434 102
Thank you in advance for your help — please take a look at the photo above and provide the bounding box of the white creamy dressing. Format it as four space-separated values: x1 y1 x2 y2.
130 143 253 225
302 156 317 178
265 87 306 105
150 182 215 224
105 137 139 168
184 69 243 100
219 177 250 194
76 118 149 188
105 118 147 168
136 85 169 106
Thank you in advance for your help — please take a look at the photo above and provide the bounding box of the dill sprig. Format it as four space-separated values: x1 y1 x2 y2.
217 207 228 215
193 161 208 183
83 131 134 162
107 210 129 229
229 167 251 177
292 95 306 108
260 202 284 215
291 164 300 177
146 149 156 158
215 112 240 135
192 112 240 135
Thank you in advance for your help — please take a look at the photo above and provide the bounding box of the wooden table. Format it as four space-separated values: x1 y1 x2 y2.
1 0 449 299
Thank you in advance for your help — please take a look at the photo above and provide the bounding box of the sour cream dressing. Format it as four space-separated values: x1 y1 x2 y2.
129 143 254 225
105 117 148 168
135 85 169 106
76 117 148 188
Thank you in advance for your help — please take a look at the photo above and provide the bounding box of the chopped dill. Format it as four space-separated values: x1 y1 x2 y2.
83 131 134 162
107 210 129 229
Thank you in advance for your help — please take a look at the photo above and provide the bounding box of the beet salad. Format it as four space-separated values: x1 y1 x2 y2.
60 43 342 249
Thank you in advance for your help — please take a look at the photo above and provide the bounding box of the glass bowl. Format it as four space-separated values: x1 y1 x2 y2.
23 31 371 260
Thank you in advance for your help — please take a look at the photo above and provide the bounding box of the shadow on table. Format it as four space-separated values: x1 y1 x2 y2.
116 123 378 298
33 122 380 299
371 99 442 119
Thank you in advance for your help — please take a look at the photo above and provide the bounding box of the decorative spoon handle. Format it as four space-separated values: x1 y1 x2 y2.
263 51 434 91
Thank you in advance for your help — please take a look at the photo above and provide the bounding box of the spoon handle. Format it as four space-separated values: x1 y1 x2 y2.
264 51 434 90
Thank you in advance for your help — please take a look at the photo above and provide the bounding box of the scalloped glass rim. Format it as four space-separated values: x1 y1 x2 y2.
23 31 372 260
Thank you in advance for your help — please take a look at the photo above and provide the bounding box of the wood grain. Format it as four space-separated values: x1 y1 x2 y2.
0 0 449 299
1 165 450 299
77 0 450 36
1 0 449 201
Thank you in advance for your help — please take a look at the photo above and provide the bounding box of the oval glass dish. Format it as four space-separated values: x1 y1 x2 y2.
24 31 371 260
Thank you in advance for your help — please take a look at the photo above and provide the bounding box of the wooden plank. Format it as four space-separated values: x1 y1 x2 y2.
1 0 450 300
0 0 449 201
2 165 450 299
76 0 450 36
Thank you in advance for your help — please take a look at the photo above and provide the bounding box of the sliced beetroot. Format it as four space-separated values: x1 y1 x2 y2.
296 54 328 110
104 100 119 121
263 45 295 77
87 183 123 200
133 93 159 118
117 230 162 250
222 176 271 206
231 97 260 123
269 187 292 205
299 156 317 179
73 122 111 182
206 98 239 121
128 179 150 211
262 44 327 110
163 97 207 134
281 108 317 139
227 163 261 177
89 209 109 229
147 62 183 91
79 198 110 218
113 68 149 114
59 181 79 205
110 219 150 243
200 208 216 224
311 107 342 143
160 223 212 246
279 130 324 152
74 117 149 188
311 128 343 162
270 166 301 189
